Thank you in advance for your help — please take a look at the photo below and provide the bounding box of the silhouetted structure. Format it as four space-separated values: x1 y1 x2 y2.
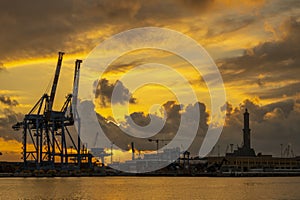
12 52 92 170
226 109 256 157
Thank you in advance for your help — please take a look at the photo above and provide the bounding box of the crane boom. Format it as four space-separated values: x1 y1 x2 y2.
72 59 82 112
48 51 64 112
72 59 82 165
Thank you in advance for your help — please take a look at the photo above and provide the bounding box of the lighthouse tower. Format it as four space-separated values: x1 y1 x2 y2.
227 108 256 157
243 109 251 149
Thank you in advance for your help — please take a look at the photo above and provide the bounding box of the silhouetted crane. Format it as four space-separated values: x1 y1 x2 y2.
12 53 91 170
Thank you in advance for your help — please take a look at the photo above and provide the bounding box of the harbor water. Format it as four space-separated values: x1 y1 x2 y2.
0 177 300 200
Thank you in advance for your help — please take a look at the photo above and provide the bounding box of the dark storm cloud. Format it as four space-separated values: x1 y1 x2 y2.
263 100 295 118
0 0 233 63
249 82 300 100
126 112 151 127
206 0 299 31
221 102 233 117
100 101 184 151
0 108 23 141
261 0 300 17
0 0 141 62
206 15 255 37
107 60 144 73
220 19 300 73
219 18 300 100
98 97 300 156
1 0 298 64
95 78 136 107
0 95 19 106
217 99 300 156
135 0 213 21
98 101 209 154
184 102 209 154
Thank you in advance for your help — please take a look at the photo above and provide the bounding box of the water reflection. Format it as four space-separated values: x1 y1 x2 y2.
0 177 299 200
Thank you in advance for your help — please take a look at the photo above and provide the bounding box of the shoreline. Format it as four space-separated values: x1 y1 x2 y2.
1 171 300 178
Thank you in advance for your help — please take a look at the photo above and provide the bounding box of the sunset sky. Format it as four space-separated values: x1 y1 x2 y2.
0 0 300 161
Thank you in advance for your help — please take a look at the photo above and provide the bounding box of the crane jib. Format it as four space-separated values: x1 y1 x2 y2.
48 51 64 113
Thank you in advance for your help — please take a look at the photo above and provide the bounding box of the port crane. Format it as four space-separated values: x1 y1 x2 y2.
12 52 92 170
90 132 111 165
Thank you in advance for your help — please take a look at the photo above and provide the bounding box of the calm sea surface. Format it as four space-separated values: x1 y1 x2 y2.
0 177 299 200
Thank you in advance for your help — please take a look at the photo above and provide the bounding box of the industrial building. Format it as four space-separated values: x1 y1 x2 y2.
206 109 300 173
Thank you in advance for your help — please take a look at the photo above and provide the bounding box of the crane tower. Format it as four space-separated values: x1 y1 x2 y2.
12 52 92 170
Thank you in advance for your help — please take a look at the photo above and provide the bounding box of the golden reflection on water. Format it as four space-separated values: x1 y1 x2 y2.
0 177 300 200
